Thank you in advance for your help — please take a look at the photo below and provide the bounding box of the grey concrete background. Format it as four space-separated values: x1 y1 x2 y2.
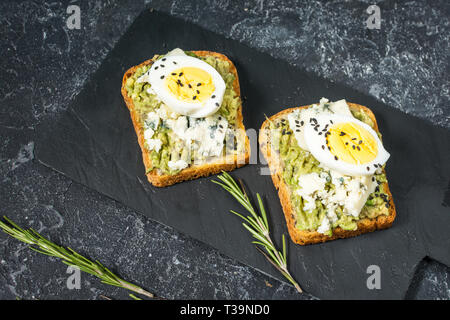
0 0 449 299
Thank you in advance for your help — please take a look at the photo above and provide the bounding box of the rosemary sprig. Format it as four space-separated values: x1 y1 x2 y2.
0 216 155 300
212 171 303 293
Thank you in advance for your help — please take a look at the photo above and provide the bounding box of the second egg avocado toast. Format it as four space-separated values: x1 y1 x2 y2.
122 49 250 187
260 99 396 245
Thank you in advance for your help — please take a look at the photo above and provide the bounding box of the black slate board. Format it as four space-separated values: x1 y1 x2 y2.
35 10 450 299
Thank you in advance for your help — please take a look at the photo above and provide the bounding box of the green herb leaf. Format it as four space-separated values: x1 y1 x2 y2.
212 172 303 293
0 216 157 300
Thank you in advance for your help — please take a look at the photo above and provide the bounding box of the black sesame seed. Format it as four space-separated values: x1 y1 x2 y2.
328 146 331 151
215 102 219 106
188 84 192 88
345 142 349 145
357 146 360 151
155 66 159 70
179 72 183 76
219 124 223 128
300 121 304 126
160 64 165 67
173 61 177 64
359 140 363 144
282 129 286 135
160 75 164 79
193 96 197 100
352 145 355 150
296 129 300 132
330 120 333 124
171 73 176 75
162 58 166 61
339 131 346 136
197 83 202 86
322 145 325 150
295 120 299 124
352 138 356 140
212 95 216 98
334 156 338 160
318 132 322 135
196 90 200 94
372 177 375 182
366 166 370 171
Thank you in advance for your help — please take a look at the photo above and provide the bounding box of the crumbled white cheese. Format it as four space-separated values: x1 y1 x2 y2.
296 166 377 219
168 159 188 171
146 111 160 130
166 113 228 159
165 48 187 57
296 172 326 212
169 116 188 138
317 216 331 234
144 128 155 141
147 138 162 152
156 105 169 120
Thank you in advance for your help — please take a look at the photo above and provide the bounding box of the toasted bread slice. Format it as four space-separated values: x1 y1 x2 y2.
259 103 396 245
121 51 250 187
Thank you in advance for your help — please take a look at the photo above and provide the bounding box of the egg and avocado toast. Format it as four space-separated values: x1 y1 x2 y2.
260 98 396 245
122 49 250 187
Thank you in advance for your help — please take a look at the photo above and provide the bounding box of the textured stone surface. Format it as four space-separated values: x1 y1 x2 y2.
0 0 449 300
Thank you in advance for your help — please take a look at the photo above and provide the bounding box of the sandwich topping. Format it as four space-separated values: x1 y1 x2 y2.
138 52 226 118
125 49 243 175
270 98 391 236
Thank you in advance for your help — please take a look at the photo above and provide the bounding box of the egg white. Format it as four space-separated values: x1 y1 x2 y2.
141 54 226 118
287 99 353 152
304 114 390 176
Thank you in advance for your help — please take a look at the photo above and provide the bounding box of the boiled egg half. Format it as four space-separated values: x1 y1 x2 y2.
304 114 390 176
139 50 226 118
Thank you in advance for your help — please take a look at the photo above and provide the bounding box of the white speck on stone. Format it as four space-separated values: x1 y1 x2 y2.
11 142 34 170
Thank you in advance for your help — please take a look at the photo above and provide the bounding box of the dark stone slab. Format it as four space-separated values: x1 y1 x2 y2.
35 10 450 299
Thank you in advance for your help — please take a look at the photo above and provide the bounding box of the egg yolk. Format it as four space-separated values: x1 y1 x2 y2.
326 122 378 164
165 67 215 103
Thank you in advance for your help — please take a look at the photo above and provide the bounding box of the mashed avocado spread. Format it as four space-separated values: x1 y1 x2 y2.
269 107 390 236
124 51 242 175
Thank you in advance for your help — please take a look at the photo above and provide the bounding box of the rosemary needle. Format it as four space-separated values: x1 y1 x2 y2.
212 171 303 293
0 216 155 300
